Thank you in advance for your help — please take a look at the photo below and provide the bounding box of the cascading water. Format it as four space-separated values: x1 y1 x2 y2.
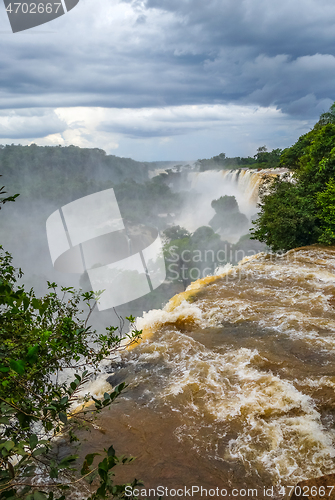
80 246 335 499
174 168 286 241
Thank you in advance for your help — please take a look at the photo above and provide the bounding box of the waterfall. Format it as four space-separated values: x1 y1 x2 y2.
175 167 286 238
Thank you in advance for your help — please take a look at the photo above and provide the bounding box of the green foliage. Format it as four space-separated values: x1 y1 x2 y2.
197 152 257 171
0 180 19 209
197 147 281 171
251 103 335 251
316 103 335 128
209 196 249 234
114 177 181 226
0 144 150 207
164 225 227 288
254 147 282 169
163 225 190 242
211 195 239 214
190 226 220 247
251 176 319 252
316 178 335 244
0 245 143 499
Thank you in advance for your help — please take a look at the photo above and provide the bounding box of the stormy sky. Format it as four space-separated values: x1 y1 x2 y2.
0 0 334 160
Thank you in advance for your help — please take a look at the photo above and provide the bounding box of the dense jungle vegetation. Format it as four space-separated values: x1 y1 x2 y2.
251 103 335 251
197 146 282 171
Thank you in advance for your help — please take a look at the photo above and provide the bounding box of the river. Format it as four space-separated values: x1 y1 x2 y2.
78 246 335 499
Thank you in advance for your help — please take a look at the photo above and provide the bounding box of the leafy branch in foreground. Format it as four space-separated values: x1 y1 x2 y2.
0 179 19 209
0 246 143 500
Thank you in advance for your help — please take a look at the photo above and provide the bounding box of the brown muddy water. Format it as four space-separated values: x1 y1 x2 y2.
77 247 335 499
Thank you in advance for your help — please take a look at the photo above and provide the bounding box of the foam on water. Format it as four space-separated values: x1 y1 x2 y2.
124 327 335 484
88 246 335 490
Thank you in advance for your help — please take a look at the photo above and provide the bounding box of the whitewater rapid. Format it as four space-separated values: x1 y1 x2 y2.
82 246 335 497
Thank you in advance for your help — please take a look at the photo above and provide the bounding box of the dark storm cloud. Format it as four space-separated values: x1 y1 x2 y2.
0 0 335 119
141 0 335 58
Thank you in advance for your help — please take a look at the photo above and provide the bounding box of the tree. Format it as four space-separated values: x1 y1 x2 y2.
251 176 319 252
190 226 220 248
251 103 335 251
164 225 228 288
211 195 239 214
163 225 190 242
316 178 335 245
0 188 143 499
316 103 335 127
254 147 282 168
209 196 249 234
254 146 268 163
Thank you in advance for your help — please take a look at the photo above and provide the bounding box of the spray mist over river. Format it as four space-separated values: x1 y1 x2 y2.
173 168 285 242
80 246 335 498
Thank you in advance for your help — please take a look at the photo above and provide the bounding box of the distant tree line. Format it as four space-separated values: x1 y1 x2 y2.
0 144 153 207
197 147 282 172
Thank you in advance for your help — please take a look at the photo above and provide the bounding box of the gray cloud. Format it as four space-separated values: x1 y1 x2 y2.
0 109 67 139
0 0 334 138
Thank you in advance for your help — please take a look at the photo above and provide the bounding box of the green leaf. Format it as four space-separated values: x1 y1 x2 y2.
59 412 67 425
9 359 25 375
45 421 52 431
26 345 39 364
59 454 78 468
98 458 108 472
84 452 100 467
32 447 47 457
96 484 107 497
50 467 58 479
1 489 17 499
107 445 115 457
33 492 48 500
2 440 15 451
22 465 36 477
31 298 41 310
29 434 38 450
